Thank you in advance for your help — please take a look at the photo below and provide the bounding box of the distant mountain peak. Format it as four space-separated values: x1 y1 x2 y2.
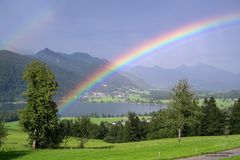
35 48 68 60
35 48 68 64
43 48 51 51
128 64 240 90
36 48 55 55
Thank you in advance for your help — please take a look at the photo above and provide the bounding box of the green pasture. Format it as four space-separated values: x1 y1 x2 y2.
2 121 240 160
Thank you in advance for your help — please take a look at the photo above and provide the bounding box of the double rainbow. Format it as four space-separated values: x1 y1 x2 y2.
59 13 240 113
0 3 65 51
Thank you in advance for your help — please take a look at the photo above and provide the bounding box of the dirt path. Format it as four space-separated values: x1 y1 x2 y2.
177 148 240 160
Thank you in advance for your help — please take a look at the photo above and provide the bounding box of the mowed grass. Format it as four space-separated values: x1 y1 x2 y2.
2 121 28 151
2 121 240 160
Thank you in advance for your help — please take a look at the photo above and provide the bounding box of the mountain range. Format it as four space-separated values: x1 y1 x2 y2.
0 49 136 101
1 48 240 101
127 64 240 90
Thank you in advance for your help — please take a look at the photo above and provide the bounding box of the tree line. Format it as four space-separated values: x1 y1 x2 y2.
59 112 148 146
33 93 240 147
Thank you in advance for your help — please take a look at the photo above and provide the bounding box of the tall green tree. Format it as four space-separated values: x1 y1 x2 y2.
168 79 201 142
229 98 240 134
19 61 62 149
200 97 225 135
0 120 7 147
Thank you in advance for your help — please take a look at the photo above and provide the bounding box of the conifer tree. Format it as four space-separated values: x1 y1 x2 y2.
124 112 144 142
200 97 224 135
230 98 240 134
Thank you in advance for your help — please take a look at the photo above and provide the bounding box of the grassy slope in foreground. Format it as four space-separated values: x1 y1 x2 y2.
2 122 240 160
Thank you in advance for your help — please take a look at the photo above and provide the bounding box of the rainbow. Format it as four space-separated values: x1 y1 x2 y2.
0 3 64 51
59 13 240 113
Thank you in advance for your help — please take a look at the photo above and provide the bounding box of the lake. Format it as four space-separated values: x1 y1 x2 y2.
59 102 165 117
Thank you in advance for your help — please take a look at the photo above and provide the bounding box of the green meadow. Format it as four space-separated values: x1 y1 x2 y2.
2 120 240 160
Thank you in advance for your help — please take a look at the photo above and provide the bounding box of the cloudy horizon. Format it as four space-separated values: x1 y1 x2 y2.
1 0 240 73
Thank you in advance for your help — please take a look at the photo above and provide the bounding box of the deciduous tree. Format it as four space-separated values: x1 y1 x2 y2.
19 61 62 149
168 79 201 142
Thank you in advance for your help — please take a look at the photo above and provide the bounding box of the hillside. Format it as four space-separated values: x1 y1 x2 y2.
128 64 240 90
2 49 240 102
33 48 137 93
0 50 32 101
0 49 137 101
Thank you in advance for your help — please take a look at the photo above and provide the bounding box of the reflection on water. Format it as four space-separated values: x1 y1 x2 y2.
60 102 164 117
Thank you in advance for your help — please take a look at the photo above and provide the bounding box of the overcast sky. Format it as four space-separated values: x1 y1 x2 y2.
1 0 240 73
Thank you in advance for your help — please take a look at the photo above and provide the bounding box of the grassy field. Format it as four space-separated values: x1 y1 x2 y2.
2 121 240 160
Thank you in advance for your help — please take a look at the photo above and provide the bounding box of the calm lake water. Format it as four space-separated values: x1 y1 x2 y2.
59 102 164 117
